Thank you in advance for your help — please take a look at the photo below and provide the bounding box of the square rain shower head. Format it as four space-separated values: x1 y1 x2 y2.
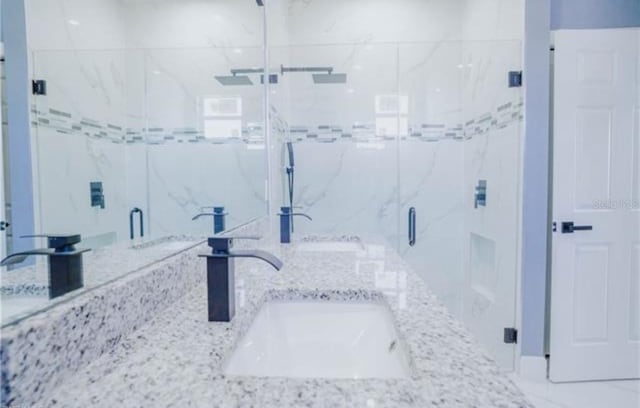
215 75 254 86
312 73 347 84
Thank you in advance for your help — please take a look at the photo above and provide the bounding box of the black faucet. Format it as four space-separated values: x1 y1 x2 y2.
0 234 90 299
198 236 282 322
192 206 227 234
279 206 312 243
129 207 144 240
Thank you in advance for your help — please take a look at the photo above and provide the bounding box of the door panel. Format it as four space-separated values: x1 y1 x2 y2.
631 244 640 342
572 244 609 343
575 107 612 208
551 29 640 382
633 107 639 203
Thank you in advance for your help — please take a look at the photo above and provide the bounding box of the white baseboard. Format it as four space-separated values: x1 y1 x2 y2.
519 356 548 382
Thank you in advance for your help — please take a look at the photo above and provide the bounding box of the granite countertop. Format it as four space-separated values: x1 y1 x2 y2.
34 235 533 408
1 236 204 324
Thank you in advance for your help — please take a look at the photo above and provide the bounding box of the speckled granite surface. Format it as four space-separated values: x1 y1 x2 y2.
0 222 265 407
25 234 533 408
1 235 203 298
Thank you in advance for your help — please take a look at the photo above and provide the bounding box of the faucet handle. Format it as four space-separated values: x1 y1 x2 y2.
207 236 261 253
200 206 227 214
21 234 82 250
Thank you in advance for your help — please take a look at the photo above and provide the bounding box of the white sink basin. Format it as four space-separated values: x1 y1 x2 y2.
296 241 363 252
224 300 411 379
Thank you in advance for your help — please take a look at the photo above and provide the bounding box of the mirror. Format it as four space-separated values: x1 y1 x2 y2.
1 0 268 326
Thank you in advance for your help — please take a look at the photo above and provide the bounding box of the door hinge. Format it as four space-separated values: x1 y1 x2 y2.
32 79 47 95
504 327 518 344
508 71 522 88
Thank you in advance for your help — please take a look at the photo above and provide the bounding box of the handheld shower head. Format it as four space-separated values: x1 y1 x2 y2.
286 141 295 168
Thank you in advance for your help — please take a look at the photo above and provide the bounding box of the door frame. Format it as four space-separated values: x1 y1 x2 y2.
0 41 6 262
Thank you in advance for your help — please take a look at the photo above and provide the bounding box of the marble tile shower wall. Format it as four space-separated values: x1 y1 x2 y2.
23 0 524 246
30 98 521 146
30 50 130 244
29 47 268 241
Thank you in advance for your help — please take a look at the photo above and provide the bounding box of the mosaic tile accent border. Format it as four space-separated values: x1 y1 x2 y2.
30 97 523 146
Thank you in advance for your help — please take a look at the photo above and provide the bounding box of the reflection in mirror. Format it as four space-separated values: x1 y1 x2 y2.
1 0 267 326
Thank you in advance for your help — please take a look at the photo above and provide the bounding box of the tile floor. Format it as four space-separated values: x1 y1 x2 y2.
510 374 640 408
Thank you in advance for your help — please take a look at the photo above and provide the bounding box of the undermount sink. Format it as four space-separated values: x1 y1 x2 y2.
224 300 411 379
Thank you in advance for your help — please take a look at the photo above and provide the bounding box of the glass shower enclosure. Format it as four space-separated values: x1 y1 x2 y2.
19 0 524 370
268 39 523 369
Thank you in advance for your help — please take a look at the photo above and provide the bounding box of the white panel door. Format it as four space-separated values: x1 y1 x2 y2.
551 29 640 382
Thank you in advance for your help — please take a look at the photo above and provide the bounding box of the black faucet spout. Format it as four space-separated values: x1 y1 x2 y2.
0 249 55 266
208 249 283 270
198 237 282 322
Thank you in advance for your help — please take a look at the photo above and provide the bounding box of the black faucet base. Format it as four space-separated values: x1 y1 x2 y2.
206 257 235 322
49 253 85 299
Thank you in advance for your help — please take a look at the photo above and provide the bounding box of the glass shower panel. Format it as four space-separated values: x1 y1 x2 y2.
460 40 523 370
31 50 130 248
397 40 523 370
144 48 267 237
269 44 400 242
397 42 465 317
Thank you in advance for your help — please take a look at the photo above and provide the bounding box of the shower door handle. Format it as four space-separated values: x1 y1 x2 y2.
408 207 416 247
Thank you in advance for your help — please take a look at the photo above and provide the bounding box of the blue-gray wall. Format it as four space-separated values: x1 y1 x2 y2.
522 0 552 358
552 0 640 29
2 0 37 256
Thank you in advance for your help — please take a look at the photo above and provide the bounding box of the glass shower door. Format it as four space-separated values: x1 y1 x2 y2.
143 47 267 238
267 39 522 370
269 43 401 243
396 42 465 318
397 41 523 370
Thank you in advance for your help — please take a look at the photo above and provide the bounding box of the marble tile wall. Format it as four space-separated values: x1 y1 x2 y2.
25 0 127 51
30 50 130 244
24 2 271 244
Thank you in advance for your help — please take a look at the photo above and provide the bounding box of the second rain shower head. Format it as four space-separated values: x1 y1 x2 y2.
215 75 254 86
215 66 347 86
312 73 348 84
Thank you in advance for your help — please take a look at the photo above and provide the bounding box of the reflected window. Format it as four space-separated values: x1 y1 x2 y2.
203 96 243 139
374 95 408 137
